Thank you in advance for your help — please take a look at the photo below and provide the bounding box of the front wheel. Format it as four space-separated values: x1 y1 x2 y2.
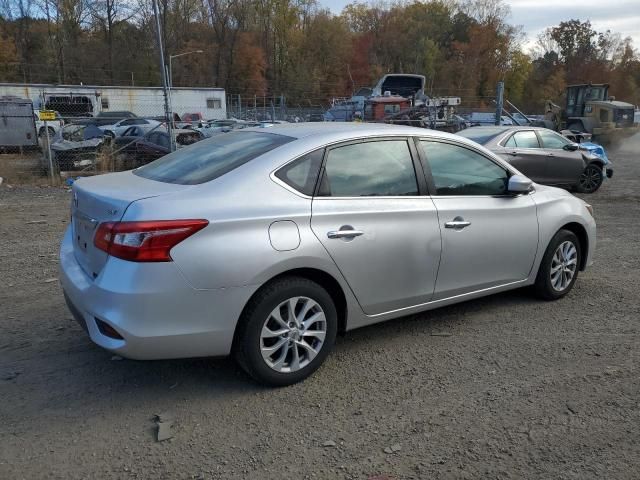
534 229 581 300
575 164 603 193
233 277 337 386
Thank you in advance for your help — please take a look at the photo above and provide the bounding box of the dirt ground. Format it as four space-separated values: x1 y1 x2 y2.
1 136 639 479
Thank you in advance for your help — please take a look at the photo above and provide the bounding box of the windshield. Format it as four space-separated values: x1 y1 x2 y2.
584 87 606 102
134 131 295 185
455 127 508 145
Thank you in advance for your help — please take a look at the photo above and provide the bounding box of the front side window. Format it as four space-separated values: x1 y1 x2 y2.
538 130 570 149
421 140 508 196
318 140 418 197
135 131 294 185
275 149 324 196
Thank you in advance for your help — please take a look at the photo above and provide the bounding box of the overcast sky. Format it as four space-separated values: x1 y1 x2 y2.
322 0 640 50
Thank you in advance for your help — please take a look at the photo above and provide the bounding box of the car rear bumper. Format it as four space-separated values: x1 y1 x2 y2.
59 226 257 360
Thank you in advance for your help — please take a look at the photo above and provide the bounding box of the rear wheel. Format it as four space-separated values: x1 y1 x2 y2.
234 277 337 386
39 126 56 138
534 229 581 300
575 164 603 193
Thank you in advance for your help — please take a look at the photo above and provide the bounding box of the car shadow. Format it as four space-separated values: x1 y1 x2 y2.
336 287 535 346
7 287 539 419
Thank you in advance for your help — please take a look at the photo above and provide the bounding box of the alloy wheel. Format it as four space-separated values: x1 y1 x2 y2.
550 240 578 292
578 165 602 193
260 296 327 373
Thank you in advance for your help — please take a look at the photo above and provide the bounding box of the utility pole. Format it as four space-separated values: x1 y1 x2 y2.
151 0 173 151
495 81 505 126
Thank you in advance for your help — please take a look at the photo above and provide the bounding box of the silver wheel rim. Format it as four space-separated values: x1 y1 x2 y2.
579 166 601 192
260 296 327 373
550 241 578 292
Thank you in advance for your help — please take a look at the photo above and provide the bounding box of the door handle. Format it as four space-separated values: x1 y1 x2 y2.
509 150 518 156
547 152 555 157
444 217 471 229
327 229 364 239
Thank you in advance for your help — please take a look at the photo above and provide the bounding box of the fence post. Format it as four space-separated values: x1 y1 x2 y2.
151 0 173 152
280 94 285 120
44 119 54 184
495 81 504 126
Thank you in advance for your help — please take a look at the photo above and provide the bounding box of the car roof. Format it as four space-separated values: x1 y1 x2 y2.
249 122 466 141
228 122 507 167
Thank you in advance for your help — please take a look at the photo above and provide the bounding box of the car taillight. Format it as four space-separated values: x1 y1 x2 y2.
94 220 208 262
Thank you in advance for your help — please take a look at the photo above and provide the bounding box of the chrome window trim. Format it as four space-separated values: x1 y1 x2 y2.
497 130 541 149
270 134 430 199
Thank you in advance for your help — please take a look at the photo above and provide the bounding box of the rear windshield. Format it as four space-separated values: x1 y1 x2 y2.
456 127 508 145
134 131 295 185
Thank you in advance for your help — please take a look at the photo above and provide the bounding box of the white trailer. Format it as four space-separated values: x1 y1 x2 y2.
0 83 226 120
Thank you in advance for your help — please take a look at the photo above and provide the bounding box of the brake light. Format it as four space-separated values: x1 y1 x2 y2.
94 220 208 262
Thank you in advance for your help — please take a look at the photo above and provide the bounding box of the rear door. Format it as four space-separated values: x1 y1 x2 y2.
499 130 548 183
418 139 538 299
536 129 584 185
310 138 442 315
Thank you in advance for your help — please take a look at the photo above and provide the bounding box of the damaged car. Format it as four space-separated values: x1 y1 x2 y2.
112 128 204 169
456 126 613 193
49 124 111 172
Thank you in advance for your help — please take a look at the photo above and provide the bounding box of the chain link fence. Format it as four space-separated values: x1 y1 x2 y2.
1 89 503 185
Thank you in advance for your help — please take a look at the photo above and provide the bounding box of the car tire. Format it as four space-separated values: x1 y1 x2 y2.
39 127 56 138
575 164 603 193
534 229 581 300
234 276 337 387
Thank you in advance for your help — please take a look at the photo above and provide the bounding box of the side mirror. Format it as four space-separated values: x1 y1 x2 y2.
563 143 579 151
508 174 533 194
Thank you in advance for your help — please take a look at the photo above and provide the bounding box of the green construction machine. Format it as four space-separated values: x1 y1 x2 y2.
543 84 637 143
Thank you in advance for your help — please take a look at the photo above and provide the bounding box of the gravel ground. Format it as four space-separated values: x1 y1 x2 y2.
1 136 639 479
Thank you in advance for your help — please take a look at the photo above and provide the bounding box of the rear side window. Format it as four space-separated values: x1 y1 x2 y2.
135 131 294 185
318 140 418 197
275 149 324 196
508 131 540 148
456 127 507 144
504 135 516 147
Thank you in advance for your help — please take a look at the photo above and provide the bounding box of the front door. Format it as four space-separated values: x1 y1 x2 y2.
418 139 539 299
536 129 585 186
311 138 442 315
499 130 549 183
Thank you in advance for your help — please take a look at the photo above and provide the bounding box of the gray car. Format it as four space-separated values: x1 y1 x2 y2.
60 123 596 385
456 126 612 193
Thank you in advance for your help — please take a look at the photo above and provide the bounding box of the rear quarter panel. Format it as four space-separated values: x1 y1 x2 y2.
122 158 354 292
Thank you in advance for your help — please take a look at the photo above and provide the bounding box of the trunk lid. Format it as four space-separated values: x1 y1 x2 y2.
71 171 188 278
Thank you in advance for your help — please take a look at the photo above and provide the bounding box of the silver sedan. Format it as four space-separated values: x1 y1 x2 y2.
60 123 596 385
